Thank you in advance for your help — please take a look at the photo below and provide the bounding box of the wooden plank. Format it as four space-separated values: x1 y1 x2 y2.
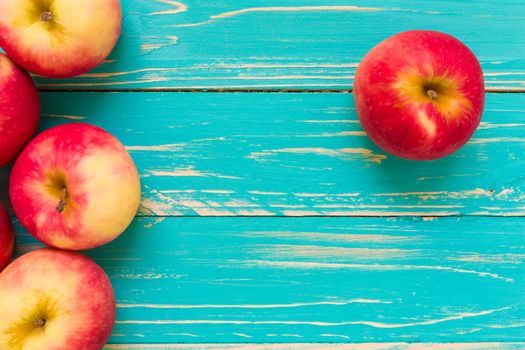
1 92 522 217
31 0 525 90
103 344 525 350
14 217 525 343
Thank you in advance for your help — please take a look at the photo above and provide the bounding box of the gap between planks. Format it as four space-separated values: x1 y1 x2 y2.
10 214 525 219
36 88 525 93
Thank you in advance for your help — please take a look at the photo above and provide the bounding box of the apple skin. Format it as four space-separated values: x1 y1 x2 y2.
0 0 122 78
354 30 485 160
0 53 40 167
0 248 115 349
10 123 141 250
0 203 14 271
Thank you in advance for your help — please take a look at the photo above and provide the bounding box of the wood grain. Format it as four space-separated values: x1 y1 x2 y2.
32 0 525 90
3 92 520 217
2 1 524 346
14 217 525 343
103 344 525 350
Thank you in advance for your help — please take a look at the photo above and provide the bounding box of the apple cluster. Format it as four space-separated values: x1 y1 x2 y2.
0 1 138 349
0 2 486 346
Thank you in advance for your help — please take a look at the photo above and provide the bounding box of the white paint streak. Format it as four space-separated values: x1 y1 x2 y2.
140 189 184 216
470 137 525 144
139 199 183 216
223 200 259 208
249 191 287 195
141 36 179 53
116 306 510 327
247 147 386 164
149 168 242 179
166 333 199 337
282 210 322 216
151 0 187 15
236 210 276 216
321 333 351 339
144 217 166 229
126 143 185 152
42 82 352 89
117 299 390 309
417 175 447 181
161 190 196 194
269 204 307 208
200 190 235 194
486 70 525 77
314 204 462 209
479 122 525 129
179 199 208 208
488 323 525 328
256 245 418 260
373 188 496 200
324 211 460 216
193 208 236 216
78 63 358 79
150 169 206 177
244 260 514 282
246 231 417 243
112 273 185 280
175 6 387 27
450 253 525 264
233 333 253 338
294 193 327 197
495 188 514 199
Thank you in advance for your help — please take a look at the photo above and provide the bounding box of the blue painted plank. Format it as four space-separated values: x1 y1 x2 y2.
29 0 525 90
14 216 525 343
103 344 525 350
0 92 522 216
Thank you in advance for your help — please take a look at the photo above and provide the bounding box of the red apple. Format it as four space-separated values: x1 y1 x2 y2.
0 203 14 271
10 123 141 250
354 30 485 160
0 248 115 349
0 0 122 78
0 53 40 167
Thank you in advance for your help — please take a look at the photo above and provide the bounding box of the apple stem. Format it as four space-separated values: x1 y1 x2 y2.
34 319 46 327
40 11 53 22
56 188 67 213
427 89 439 99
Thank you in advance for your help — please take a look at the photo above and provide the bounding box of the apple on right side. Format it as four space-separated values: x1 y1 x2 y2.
354 30 485 161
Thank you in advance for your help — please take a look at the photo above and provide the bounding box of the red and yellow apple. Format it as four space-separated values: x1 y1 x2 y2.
0 203 14 271
0 248 115 349
354 30 485 160
0 0 122 78
0 53 40 167
10 123 141 250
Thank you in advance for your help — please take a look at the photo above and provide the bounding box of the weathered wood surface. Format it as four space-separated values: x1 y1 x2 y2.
103 344 525 350
14 217 525 343
33 0 525 90
3 0 525 347
2 92 518 217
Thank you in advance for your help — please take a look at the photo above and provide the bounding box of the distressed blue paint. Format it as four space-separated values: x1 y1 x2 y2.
1 0 524 347
2 92 519 216
31 0 525 90
102 345 525 350
14 217 525 343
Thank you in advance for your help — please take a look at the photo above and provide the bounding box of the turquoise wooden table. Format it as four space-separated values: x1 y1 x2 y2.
5 0 525 348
